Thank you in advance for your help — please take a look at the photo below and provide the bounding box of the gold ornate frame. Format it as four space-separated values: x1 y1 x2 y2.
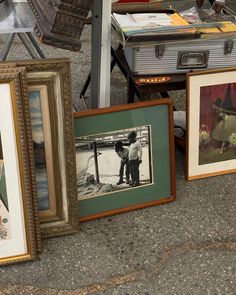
2 59 78 238
0 67 39 265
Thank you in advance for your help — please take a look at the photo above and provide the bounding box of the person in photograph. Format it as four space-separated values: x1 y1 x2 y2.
127 131 143 187
212 97 236 153
114 141 130 185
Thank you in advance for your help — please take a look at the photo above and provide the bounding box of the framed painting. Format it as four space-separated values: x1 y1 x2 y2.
0 67 39 265
74 99 176 221
187 67 236 180
2 59 78 237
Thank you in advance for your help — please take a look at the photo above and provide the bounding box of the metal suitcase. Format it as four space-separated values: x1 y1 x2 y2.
112 2 236 75
123 37 236 74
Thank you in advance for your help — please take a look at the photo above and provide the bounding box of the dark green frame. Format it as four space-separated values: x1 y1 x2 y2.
74 99 176 221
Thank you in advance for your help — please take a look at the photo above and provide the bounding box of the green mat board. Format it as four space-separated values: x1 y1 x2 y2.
74 101 175 219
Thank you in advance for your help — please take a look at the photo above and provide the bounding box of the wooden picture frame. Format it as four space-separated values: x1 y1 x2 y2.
187 67 236 180
74 99 176 222
0 67 39 265
2 59 78 238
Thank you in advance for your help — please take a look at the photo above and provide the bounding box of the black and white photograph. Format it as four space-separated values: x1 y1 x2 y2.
75 126 153 200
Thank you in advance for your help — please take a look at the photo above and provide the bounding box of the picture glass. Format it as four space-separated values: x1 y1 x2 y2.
29 89 50 211
27 82 59 222
76 125 153 200
199 83 236 165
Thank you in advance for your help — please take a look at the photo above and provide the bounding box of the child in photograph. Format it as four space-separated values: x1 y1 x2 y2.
127 131 143 187
114 141 130 185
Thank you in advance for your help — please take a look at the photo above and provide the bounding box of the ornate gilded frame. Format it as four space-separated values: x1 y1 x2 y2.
2 59 78 238
0 67 39 265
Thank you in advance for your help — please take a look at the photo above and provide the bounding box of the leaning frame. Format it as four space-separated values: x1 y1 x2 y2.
2 59 78 238
187 67 236 180
0 67 39 265
74 99 176 222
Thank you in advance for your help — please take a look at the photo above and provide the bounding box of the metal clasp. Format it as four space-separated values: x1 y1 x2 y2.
155 45 165 59
224 39 234 55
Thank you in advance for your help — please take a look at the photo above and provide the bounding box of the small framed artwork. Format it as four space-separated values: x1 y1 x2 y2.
74 99 176 221
3 59 78 237
187 67 236 180
0 67 39 265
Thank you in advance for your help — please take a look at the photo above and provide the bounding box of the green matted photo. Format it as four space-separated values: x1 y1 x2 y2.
74 99 176 222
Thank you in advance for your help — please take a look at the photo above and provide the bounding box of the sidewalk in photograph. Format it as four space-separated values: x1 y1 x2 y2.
77 144 151 200
0 3 236 295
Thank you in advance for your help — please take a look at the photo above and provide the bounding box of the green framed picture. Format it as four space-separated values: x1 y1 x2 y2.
74 99 176 221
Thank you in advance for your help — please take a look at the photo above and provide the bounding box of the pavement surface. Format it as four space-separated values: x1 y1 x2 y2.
0 1 236 294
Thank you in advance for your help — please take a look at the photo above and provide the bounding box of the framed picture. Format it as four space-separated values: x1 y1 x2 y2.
187 67 236 180
0 67 39 265
3 59 78 237
74 99 176 221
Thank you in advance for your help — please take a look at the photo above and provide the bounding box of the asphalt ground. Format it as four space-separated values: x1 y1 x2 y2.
0 2 236 294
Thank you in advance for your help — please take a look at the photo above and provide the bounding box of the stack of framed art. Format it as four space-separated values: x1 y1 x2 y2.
2 53 236 267
0 60 177 265
0 58 78 266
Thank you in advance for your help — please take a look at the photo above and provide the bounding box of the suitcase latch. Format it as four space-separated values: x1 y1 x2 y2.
224 39 234 55
177 51 209 69
155 45 165 59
